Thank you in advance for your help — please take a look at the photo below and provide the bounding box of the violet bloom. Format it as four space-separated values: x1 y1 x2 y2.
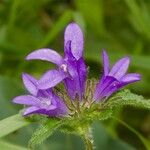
26 23 87 100
13 73 68 117
94 50 141 101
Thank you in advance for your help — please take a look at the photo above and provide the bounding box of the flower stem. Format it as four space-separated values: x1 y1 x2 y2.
83 128 94 150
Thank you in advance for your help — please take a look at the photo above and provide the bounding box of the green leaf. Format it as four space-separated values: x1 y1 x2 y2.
97 108 113 121
108 89 150 110
0 140 28 150
95 89 150 122
29 118 61 148
0 114 31 138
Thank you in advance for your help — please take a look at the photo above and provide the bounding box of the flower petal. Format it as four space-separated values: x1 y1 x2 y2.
109 57 130 79
64 78 77 100
23 107 60 117
51 92 68 115
47 105 57 110
121 73 141 83
22 91 68 117
99 81 121 100
77 58 87 99
12 95 40 106
26 49 63 66
94 76 119 101
64 23 84 60
64 59 78 99
64 40 74 59
23 106 40 116
64 57 87 100
38 70 67 89
99 73 141 99
22 73 38 96
102 50 109 76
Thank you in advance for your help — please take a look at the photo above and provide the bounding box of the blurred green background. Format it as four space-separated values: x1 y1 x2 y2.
0 0 150 149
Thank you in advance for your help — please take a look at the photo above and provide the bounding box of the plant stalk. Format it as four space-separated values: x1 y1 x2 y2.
83 128 94 150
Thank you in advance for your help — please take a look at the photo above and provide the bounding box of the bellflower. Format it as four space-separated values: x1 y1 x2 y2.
13 73 68 117
94 50 141 101
26 23 87 100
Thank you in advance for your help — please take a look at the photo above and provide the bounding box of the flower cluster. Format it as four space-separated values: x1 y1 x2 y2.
13 23 141 117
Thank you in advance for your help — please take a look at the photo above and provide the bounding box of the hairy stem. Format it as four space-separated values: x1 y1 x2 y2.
83 128 94 150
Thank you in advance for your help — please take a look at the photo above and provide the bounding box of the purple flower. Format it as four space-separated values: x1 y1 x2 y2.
94 50 141 101
26 23 87 100
12 73 68 117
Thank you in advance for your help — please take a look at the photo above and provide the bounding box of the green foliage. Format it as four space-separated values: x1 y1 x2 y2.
0 140 28 150
99 90 150 150
0 114 31 138
32 122 135 150
107 89 150 110
29 118 61 148
93 89 150 123
28 121 136 150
